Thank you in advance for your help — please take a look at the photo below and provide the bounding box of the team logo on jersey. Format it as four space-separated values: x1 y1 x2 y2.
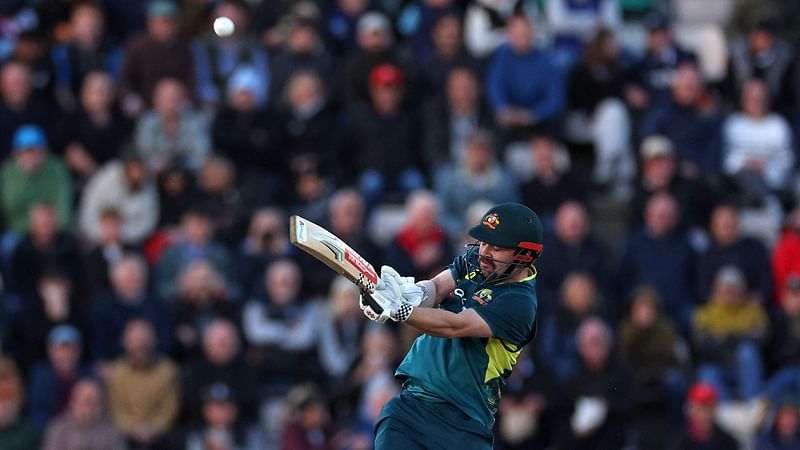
472 288 493 305
482 213 500 230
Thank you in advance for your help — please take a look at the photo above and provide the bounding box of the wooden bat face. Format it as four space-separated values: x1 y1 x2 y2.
289 215 379 292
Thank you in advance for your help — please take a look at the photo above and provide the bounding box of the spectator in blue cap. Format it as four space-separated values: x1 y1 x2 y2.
0 124 72 234
27 324 92 429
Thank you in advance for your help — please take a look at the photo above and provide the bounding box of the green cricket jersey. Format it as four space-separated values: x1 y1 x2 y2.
395 247 539 431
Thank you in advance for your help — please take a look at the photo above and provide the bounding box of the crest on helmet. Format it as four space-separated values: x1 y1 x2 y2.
482 213 500 230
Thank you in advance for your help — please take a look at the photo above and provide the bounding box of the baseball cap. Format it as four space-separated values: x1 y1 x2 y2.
687 382 718 405
640 135 674 159
12 124 47 152
468 203 543 250
147 0 179 18
358 12 390 35
48 324 82 346
202 382 234 403
369 64 404 88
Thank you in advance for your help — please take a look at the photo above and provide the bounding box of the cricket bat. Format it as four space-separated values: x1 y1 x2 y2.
289 215 380 293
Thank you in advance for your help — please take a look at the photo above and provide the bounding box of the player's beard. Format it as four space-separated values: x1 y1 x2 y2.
478 255 511 280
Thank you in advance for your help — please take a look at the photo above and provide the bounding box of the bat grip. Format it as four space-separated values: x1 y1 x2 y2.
360 289 384 314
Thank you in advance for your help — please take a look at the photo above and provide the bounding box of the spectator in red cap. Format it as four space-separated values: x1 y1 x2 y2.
669 382 738 450
349 63 425 208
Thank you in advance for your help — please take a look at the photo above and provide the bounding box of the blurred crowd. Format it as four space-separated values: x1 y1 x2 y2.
2 0 800 449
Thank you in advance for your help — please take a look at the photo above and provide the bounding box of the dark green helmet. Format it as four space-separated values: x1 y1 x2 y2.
466 203 544 284
468 203 543 252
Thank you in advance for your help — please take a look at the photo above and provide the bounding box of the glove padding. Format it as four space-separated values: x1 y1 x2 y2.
359 267 414 323
380 266 424 307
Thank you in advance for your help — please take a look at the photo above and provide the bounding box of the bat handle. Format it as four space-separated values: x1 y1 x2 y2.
360 289 384 314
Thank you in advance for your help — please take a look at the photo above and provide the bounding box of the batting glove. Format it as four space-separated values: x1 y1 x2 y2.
380 265 424 307
360 271 414 323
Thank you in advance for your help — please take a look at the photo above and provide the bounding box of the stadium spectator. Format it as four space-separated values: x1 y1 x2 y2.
755 399 800 450
119 0 194 117
519 134 590 222
194 156 249 245
630 135 719 231
560 317 632 450
181 319 259 425
615 193 696 331
78 152 159 245
422 66 494 172
192 0 269 108
486 14 564 140
349 63 424 207
329 325 399 422
337 11 412 107
211 66 283 199
627 12 697 108
617 287 688 438
722 78 794 204
41 377 126 450
695 202 772 304
26 325 91 429
418 14 481 100
279 383 334 450
396 0 459 59
134 77 211 173
316 277 367 383
544 0 622 70
80 208 137 298
773 207 800 305
8 203 82 296
155 206 235 303
693 265 768 402
107 318 180 448
668 382 738 449
0 60 53 159
640 64 723 176
242 259 327 388
269 16 334 103
537 272 605 381
10 31 56 104
183 381 262 450
536 201 609 309
764 274 800 403
435 129 520 237
50 1 121 110
464 0 535 59
275 70 342 180
87 255 172 363
237 208 294 299
1 125 72 234
385 190 452 281
57 71 131 186
725 17 796 115
324 0 369 57
0 357 40 449
12 272 83 373
565 28 635 197
173 260 240 360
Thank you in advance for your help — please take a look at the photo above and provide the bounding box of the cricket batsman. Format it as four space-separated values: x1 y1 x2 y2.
360 202 544 449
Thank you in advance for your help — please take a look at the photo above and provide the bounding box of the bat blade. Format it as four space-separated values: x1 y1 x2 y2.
289 215 379 292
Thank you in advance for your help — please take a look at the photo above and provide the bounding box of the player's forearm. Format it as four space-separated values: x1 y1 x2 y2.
405 307 468 337
405 308 492 339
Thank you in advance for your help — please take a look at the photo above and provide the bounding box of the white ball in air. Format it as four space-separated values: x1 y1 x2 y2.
213 16 235 37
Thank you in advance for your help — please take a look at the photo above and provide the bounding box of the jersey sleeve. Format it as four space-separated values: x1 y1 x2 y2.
472 292 537 347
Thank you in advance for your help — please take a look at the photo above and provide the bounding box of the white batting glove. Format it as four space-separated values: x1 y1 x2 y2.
380 265 424 307
360 269 414 323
